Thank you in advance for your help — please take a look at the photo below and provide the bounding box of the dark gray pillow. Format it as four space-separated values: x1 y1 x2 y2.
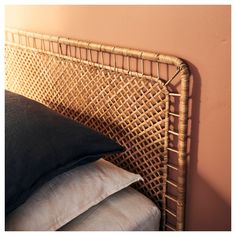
5 90 124 215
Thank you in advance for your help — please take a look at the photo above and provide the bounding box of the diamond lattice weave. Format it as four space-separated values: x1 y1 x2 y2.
5 45 169 207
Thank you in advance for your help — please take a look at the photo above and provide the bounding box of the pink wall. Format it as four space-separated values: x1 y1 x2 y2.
5 5 231 230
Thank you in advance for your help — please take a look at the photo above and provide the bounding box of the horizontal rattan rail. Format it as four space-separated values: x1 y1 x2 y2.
5 28 190 231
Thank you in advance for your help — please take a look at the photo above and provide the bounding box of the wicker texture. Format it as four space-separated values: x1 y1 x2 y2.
5 28 190 231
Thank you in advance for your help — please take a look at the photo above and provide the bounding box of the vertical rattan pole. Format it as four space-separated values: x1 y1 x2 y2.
96 50 99 64
176 64 189 230
75 47 77 58
79 47 82 59
162 96 169 230
157 62 160 80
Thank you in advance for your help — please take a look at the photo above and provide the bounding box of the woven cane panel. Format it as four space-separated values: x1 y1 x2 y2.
5 45 169 207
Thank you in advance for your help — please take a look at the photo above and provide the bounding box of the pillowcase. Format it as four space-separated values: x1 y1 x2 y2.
5 159 143 231
59 187 161 231
5 90 124 215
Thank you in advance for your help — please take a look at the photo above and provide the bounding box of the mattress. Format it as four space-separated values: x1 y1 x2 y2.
59 187 161 231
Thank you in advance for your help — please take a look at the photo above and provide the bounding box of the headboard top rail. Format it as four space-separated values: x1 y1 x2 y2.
5 27 188 71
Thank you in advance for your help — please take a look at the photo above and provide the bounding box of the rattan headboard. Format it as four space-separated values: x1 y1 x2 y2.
5 28 190 231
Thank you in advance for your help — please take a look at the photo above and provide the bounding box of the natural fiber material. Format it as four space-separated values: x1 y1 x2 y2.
5 28 190 231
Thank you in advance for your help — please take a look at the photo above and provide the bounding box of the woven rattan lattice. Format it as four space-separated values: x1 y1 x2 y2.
5 28 190 231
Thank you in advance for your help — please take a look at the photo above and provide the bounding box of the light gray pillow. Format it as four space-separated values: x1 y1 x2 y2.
5 159 143 231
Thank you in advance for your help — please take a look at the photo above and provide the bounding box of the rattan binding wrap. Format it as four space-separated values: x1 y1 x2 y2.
5 28 190 231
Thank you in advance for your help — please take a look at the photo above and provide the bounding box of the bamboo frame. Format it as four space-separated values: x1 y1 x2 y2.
5 28 190 231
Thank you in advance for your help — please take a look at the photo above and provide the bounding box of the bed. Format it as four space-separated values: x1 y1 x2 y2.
4 28 190 231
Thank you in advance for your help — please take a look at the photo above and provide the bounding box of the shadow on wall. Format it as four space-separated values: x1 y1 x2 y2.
186 173 231 231
185 61 231 231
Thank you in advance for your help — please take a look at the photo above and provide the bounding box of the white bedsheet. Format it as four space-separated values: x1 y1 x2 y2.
59 187 161 231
